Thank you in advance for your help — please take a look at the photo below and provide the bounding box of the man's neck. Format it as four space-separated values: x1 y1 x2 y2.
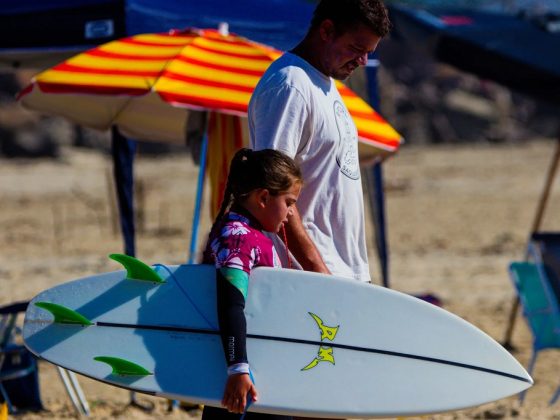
290 38 326 76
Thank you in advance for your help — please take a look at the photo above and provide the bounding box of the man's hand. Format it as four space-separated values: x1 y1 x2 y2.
284 205 331 274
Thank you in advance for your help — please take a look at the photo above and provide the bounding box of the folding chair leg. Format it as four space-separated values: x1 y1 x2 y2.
520 349 538 404
550 385 560 405
527 349 538 377
128 391 154 412
0 383 14 414
57 367 90 416
68 369 90 416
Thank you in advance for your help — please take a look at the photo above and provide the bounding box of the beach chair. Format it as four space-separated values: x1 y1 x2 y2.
508 262 560 404
0 301 42 414
504 232 560 348
0 301 91 416
528 232 560 304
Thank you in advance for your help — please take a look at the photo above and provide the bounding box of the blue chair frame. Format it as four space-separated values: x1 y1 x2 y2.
509 232 560 405
0 301 42 414
509 262 560 404
529 233 560 305
0 301 91 416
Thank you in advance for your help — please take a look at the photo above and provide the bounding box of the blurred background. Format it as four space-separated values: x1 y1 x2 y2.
1 0 559 157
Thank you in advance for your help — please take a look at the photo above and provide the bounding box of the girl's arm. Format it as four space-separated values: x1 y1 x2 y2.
216 267 258 413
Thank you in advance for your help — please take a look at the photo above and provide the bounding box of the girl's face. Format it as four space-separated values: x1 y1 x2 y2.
257 182 301 233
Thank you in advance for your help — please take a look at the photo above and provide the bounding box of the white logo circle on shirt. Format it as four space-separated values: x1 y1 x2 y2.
333 101 360 180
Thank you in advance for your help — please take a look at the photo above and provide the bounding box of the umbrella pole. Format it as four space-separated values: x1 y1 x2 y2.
529 136 560 235
503 135 560 348
111 128 137 257
188 133 209 264
364 58 390 288
365 162 390 287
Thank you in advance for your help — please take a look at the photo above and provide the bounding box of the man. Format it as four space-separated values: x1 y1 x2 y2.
249 0 391 283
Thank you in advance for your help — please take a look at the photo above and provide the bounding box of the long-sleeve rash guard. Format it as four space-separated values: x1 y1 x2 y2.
217 267 249 371
202 208 281 374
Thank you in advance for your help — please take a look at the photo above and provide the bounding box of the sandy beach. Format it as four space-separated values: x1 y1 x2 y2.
2 139 560 419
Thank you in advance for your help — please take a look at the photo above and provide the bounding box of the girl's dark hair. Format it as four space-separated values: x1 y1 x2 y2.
209 148 302 233
310 0 391 38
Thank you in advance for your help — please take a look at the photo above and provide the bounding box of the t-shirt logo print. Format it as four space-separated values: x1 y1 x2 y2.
334 100 360 180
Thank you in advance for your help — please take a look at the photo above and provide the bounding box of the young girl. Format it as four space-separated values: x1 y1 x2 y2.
201 148 302 420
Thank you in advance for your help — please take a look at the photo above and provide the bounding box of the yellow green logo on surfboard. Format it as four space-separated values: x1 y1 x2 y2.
302 312 339 371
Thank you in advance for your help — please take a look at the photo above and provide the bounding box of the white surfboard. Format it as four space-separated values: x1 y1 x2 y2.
23 255 532 418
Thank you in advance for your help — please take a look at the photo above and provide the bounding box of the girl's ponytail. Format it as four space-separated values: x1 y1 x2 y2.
208 148 253 236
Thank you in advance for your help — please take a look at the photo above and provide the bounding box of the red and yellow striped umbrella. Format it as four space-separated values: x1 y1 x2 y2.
18 28 401 155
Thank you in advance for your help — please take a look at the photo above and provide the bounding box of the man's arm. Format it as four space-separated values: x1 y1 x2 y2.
283 205 330 274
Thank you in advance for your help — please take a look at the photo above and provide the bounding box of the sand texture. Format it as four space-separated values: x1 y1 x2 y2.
2 139 560 419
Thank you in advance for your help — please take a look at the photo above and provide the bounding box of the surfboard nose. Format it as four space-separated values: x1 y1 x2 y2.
496 338 534 390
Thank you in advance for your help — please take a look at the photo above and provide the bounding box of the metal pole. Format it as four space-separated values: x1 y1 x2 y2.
57 367 90 417
530 137 560 234
364 55 391 288
188 133 209 264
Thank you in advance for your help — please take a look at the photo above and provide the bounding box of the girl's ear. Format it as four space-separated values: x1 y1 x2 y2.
256 188 270 208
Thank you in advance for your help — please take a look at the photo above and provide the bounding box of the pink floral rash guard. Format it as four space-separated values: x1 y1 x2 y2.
204 211 282 273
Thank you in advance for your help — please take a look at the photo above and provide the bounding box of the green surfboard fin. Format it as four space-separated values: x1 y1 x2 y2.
94 356 153 376
35 302 93 326
109 253 165 283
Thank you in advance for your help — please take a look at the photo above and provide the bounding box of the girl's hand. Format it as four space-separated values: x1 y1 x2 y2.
221 373 259 414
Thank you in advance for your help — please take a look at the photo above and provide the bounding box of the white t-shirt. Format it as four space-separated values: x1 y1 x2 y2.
249 52 370 282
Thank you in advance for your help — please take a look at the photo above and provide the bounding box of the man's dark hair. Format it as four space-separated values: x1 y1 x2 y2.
310 0 391 37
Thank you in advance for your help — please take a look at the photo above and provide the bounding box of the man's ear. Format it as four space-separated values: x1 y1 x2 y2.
319 19 336 41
